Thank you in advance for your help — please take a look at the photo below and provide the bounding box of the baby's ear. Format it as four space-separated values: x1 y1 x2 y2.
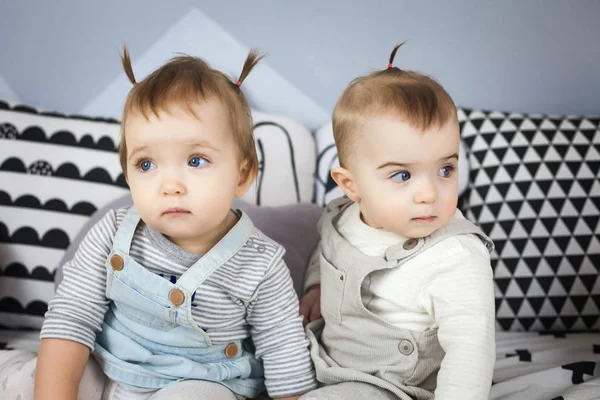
331 167 360 202
235 159 256 198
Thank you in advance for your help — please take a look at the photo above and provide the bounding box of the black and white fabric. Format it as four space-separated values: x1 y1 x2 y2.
314 122 471 207
490 331 600 400
458 108 600 333
0 99 316 330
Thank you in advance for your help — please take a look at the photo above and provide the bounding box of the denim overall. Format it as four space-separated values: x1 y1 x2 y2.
306 197 494 400
93 207 265 398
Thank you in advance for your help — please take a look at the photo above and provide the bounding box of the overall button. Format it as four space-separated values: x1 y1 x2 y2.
169 289 185 306
224 343 238 358
399 339 414 356
403 239 418 250
110 255 124 271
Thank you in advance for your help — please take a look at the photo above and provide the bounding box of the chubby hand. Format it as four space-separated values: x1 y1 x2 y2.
299 285 321 326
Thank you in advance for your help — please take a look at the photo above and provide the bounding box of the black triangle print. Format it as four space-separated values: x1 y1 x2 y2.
574 145 589 159
588 117 600 127
473 149 487 165
533 145 549 159
490 118 505 129
562 217 579 232
578 179 594 195
582 315 598 329
546 162 562 176
532 237 549 253
491 258 498 271
528 199 545 212
524 162 541 178
549 296 567 313
570 295 589 314
516 277 533 294
510 117 524 129
541 129 558 142
587 161 600 176
540 218 558 234
512 239 528 254
592 197 600 211
495 183 511 197
504 258 519 274
580 274 598 293
529 117 543 129
497 318 514 331
524 257 541 275
566 162 583 177
549 118 563 129
484 166 499 180
537 277 554 293
504 163 520 177
488 203 503 217
493 148 508 162
470 168 482 182
518 318 535 331
495 278 511 294
513 146 528 159
470 118 485 131
507 298 524 315
463 134 477 149
574 235 592 252
560 316 577 330
558 276 576 293
554 145 569 159
588 255 600 271
494 239 507 256
482 133 497 146
549 198 566 214
554 236 571 253
507 201 524 216
516 181 533 197
520 218 536 233
501 130 517 143
571 197 587 212
540 317 557 330
593 295 600 310
480 222 495 235
537 180 552 194
495 298 502 312
500 220 516 236
471 205 484 220
557 180 575 196
579 129 595 143
546 256 563 273
567 255 585 272
528 297 545 314
475 185 491 202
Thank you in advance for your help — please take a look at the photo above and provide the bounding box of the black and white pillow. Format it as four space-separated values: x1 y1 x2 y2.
458 108 600 332
0 99 316 330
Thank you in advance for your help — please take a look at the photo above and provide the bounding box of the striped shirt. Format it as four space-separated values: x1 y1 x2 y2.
41 207 317 398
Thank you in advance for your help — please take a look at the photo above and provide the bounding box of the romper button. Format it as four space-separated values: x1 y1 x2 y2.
110 255 124 271
399 340 414 355
169 289 185 306
224 343 238 358
403 239 418 250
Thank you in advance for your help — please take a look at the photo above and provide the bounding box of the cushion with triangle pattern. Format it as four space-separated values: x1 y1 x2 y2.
458 108 600 332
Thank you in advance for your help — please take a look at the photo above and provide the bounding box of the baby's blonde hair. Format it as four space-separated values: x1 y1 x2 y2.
118 47 264 178
333 42 458 167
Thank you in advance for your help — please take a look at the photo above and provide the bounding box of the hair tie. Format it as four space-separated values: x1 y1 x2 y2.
387 63 393 69
236 81 242 87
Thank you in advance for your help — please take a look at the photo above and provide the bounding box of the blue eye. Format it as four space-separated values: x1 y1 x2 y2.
140 160 156 172
391 171 411 182
439 166 454 177
189 157 209 168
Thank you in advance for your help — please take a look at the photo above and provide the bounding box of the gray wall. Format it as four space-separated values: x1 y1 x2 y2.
0 0 598 129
